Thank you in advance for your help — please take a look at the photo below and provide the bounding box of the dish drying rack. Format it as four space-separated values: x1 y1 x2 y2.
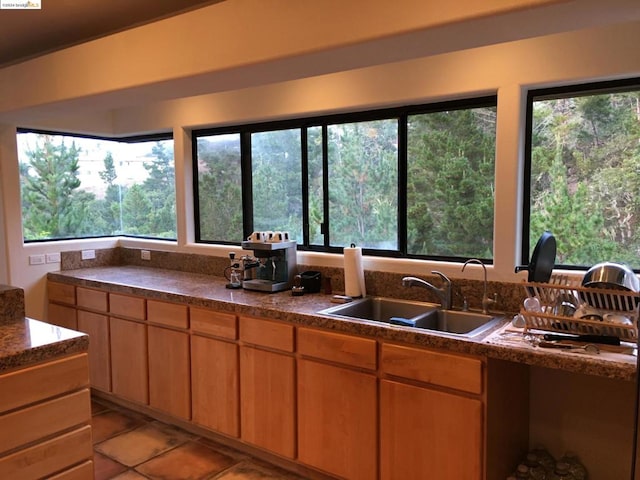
521 275 639 341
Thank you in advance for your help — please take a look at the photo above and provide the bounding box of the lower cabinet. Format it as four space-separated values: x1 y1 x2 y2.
380 379 483 479
297 359 377 480
0 354 93 479
77 310 111 392
110 317 148 404
148 325 190 419
191 335 239 437
239 345 295 458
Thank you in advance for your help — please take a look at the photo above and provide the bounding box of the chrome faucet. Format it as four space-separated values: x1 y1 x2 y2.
461 259 496 314
401 271 452 310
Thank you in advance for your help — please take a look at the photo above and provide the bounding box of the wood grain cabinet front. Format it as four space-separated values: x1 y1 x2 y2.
110 317 148 405
0 354 93 480
297 358 377 480
191 335 239 437
148 325 190 419
76 310 111 392
380 379 483 480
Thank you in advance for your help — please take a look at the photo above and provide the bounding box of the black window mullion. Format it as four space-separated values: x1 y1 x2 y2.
301 127 310 246
398 116 408 255
322 124 330 248
241 131 253 239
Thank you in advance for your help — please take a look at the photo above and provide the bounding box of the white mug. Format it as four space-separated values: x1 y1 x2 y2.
247 231 266 242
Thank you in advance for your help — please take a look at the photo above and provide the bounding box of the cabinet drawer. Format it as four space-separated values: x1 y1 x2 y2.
0 425 92 480
48 282 76 305
298 328 377 370
191 308 237 339
381 343 483 394
239 316 294 352
147 300 188 329
48 460 94 480
0 354 89 414
0 389 91 455
76 287 107 312
109 293 146 320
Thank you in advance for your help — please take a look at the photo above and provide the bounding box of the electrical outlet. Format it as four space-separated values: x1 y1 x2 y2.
46 252 61 263
141 250 151 261
29 254 46 265
81 249 96 260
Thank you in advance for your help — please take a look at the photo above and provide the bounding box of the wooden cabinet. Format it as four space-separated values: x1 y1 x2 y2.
0 354 93 479
48 282 77 329
239 316 295 459
110 317 148 404
148 325 190 419
147 300 190 419
191 308 238 437
380 379 482 479
298 359 377 479
380 342 485 480
191 335 239 436
297 328 378 480
77 310 110 392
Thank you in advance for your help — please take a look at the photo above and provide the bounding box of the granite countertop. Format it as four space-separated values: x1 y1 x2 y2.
0 318 89 374
48 266 638 381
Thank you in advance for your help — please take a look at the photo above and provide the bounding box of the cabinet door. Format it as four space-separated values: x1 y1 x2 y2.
191 335 238 437
77 310 111 392
239 346 295 458
297 359 377 480
380 379 483 480
148 325 190 419
48 303 77 330
110 317 148 404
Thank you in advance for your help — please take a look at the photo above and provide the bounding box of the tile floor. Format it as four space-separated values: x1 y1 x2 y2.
91 398 308 480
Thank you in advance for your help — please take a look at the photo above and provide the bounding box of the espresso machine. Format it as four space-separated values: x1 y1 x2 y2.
240 240 297 292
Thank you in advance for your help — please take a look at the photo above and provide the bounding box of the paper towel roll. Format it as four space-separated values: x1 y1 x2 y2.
344 245 366 298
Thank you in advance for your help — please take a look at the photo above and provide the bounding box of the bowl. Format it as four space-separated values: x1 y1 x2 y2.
581 262 639 292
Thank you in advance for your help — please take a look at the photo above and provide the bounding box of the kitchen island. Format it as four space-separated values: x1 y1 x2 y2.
0 285 92 479
46 265 639 479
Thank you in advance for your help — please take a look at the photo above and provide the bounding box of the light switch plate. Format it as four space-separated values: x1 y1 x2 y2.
29 254 46 265
81 249 96 260
46 252 61 263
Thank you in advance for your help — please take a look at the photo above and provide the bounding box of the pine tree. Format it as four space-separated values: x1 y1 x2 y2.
21 135 89 240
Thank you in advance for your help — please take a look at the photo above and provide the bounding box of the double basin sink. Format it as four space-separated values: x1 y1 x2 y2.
318 297 502 338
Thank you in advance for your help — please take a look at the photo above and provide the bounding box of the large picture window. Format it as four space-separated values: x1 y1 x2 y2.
525 79 640 270
17 130 176 242
193 97 497 260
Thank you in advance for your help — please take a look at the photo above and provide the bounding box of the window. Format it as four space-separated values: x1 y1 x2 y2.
17 130 176 242
525 79 640 270
193 97 497 260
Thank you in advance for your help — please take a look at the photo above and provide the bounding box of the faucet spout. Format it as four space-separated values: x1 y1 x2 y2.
461 259 496 314
401 271 452 310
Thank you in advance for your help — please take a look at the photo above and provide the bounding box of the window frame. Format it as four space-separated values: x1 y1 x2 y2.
522 77 640 270
192 95 498 260
17 128 175 243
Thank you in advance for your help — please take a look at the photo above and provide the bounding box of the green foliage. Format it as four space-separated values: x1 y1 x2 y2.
407 108 496 258
20 135 177 241
530 92 640 268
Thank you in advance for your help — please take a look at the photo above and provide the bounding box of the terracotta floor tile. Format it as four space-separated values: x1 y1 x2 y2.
196 436 251 462
136 440 237 479
94 451 127 480
110 471 149 480
215 462 303 480
95 421 193 467
92 410 146 444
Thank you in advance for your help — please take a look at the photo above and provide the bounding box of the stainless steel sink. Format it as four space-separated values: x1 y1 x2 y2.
318 296 502 338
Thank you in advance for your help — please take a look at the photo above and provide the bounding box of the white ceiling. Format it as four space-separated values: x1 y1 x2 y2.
0 0 224 68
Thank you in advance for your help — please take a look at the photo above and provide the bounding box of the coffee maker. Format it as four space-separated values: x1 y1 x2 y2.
240 240 297 292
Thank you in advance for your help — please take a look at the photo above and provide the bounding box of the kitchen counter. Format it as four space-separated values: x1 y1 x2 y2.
0 318 88 374
48 266 638 381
